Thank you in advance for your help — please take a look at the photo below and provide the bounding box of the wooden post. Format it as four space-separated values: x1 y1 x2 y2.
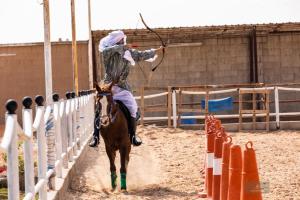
252 93 256 130
140 87 145 126
43 0 53 105
266 91 270 131
178 89 182 127
239 90 242 132
239 89 270 132
87 0 93 89
43 0 56 190
205 90 209 116
172 89 177 128
71 0 79 95
274 86 280 129
167 86 172 128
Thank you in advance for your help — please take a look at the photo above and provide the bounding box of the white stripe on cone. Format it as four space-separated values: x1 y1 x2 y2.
213 158 222 175
207 153 214 168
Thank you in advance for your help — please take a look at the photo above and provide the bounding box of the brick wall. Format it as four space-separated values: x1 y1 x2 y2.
0 42 89 124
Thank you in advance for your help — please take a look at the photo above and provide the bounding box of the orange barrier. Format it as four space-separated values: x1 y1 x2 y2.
199 116 262 200
198 115 216 198
220 136 232 200
212 133 224 200
241 141 262 200
227 145 242 200
206 132 215 197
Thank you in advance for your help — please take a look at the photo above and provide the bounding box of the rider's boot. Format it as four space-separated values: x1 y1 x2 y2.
89 106 101 148
89 131 100 147
129 117 142 146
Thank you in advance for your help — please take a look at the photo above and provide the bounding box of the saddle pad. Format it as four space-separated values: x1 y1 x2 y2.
201 97 233 112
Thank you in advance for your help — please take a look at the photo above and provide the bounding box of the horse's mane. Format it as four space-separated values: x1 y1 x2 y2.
94 82 113 96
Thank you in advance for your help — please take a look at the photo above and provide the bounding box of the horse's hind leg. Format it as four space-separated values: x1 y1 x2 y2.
105 146 117 190
120 146 130 190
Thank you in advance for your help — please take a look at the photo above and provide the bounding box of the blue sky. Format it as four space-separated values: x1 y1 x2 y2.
0 0 299 44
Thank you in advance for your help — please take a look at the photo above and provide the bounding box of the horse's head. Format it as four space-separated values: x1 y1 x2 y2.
95 82 118 128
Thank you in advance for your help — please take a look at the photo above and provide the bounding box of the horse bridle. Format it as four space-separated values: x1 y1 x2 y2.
95 92 117 128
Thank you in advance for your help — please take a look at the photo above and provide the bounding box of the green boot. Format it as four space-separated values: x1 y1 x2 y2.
120 173 127 190
111 172 117 190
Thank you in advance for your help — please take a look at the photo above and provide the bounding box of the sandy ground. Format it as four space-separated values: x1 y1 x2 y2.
64 125 300 200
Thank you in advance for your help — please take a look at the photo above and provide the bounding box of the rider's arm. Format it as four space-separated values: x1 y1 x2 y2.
129 48 156 62
102 45 127 62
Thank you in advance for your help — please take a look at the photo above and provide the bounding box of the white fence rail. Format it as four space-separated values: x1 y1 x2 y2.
1 90 94 200
134 86 300 128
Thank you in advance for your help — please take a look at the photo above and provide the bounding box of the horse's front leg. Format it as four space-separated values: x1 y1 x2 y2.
120 146 130 190
105 146 117 190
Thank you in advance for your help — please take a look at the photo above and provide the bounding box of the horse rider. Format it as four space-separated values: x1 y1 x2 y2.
89 30 164 147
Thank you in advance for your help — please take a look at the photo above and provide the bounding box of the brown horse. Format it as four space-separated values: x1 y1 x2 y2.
95 82 131 191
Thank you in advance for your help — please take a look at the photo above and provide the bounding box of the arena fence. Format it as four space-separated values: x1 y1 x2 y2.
0 90 94 200
135 83 300 129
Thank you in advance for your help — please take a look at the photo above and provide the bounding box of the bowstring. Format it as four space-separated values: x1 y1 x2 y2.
134 15 151 86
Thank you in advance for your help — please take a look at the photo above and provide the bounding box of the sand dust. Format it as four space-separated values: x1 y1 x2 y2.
47 126 300 199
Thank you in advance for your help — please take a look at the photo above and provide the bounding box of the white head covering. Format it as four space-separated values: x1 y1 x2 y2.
99 30 126 52
98 30 158 66
99 30 136 65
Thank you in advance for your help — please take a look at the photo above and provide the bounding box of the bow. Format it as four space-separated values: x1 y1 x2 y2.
139 13 166 72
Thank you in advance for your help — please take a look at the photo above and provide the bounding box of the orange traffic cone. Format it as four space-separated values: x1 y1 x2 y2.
205 132 215 197
227 145 242 200
220 136 232 200
241 141 262 200
212 134 224 200
215 119 222 130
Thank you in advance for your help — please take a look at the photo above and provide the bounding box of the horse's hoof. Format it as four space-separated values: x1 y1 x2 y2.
121 189 128 194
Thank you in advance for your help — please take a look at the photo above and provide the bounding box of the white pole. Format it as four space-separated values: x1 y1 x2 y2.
22 99 35 198
34 98 47 200
53 98 63 178
88 0 94 89
60 100 69 169
75 97 81 149
275 86 280 129
172 90 177 128
3 101 20 200
71 96 78 156
66 95 74 161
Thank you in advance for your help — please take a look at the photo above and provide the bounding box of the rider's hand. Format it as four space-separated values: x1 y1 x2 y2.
126 44 133 48
155 46 165 53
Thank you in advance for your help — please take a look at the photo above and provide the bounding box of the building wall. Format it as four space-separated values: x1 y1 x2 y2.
93 24 300 89
92 23 300 116
0 42 89 124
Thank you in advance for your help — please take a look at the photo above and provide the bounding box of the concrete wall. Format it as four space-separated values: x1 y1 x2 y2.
0 42 89 124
